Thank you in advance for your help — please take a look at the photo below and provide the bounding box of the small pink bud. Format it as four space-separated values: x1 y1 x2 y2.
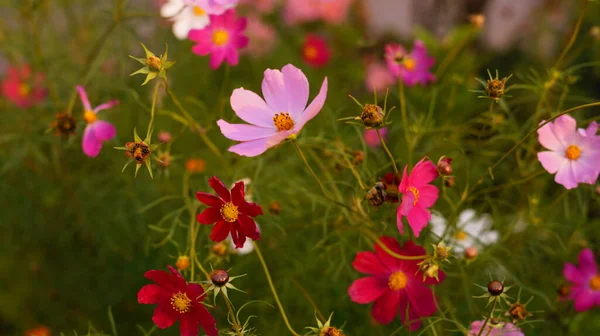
158 131 172 143
464 247 478 259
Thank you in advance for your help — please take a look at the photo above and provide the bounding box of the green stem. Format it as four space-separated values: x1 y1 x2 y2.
398 79 412 166
377 128 400 177
147 81 160 140
476 297 498 336
553 0 587 70
223 293 244 336
252 242 300 336
359 227 428 261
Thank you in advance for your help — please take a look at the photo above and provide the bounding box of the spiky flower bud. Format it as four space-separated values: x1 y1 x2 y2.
210 269 230 287
490 317 500 325
175 256 190 271
360 104 385 127
506 303 531 323
125 141 151 164
488 280 504 296
146 56 162 71
322 327 344 336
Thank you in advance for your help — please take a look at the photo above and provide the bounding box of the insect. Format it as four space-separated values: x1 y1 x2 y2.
365 182 387 207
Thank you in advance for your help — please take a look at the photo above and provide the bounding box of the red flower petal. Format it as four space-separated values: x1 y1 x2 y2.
186 283 207 303
210 221 230 242
372 289 403 324
374 236 403 271
138 284 167 304
352 251 389 275
238 214 260 240
144 269 180 292
209 176 231 202
152 303 179 329
197 207 222 224
167 265 187 288
196 192 224 207
239 201 263 217
230 181 245 205
195 304 219 336
348 276 388 304
230 222 247 248
179 314 199 336
403 284 438 330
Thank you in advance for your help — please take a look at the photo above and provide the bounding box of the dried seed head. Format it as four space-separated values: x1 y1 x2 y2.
175 256 190 271
507 303 531 322
125 141 151 164
360 104 385 127
322 326 344 336
210 269 230 287
486 78 506 99
52 113 77 137
488 280 504 296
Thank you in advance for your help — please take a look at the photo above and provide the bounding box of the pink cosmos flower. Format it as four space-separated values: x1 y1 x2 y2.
468 320 524 336
188 9 249 69
243 16 277 58
239 0 276 13
185 0 239 14
217 64 327 157
563 248 600 312
302 35 331 68
348 237 444 330
1 64 47 108
384 40 436 87
76 86 119 158
537 115 600 189
365 61 395 94
364 128 387 148
397 158 439 237
283 0 353 25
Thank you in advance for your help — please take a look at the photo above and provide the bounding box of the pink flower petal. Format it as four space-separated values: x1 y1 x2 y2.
552 114 578 145
417 184 438 208
225 48 240 66
295 77 328 130
82 125 102 157
209 48 227 69
408 158 438 188
406 205 431 238
374 236 403 271
262 68 287 112
578 248 598 276
348 276 388 304
396 207 405 235
563 263 583 284
555 161 578 189
406 284 437 324
76 85 92 111
91 120 117 141
217 120 276 141
352 251 389 275
537 151 564 174
230 88 276 128
574 289 596 312
227 130 292 157
94 100 119 113
282 64 309 116
372 289 402 324
398 165 409 193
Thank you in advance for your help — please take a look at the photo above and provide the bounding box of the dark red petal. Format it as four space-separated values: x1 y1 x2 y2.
179 314 199 336
152 303 179 329
239 201 263 217
196 192 224 207
186 283 207 303
374 236 403 271
230 223 247 248
237 215 260 241
197 207 222 224
138 284 167 304
402 284 438 330
195 304 219 336
167 265 187 289
230 181 245 205
144 269 178 292
208 176 230 202
352 251 388 275
372 289 403 324
210 221 230 243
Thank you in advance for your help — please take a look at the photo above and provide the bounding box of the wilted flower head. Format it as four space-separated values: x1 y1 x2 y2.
115 128 161 178
130 43 175 85
506 302 531 323
473 69 513 101
76 85 118 158
302 34 331 68
563 248 600 311
161 0 210 40
1 64 47 108
384 40 436 87
360 104 385 128
51 113 77 137
217 64 328 156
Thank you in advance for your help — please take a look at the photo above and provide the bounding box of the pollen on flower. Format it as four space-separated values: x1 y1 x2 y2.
83 110 97 124
192 6 205 16
212 30 230 46
220 202 239 222
565 145 581 160
403 57 416 71
273 112 295 131
589 275 600 291
409 187 420 205
455 230 467 241
19 83 30 97
388 271 408 290
171 292 192 313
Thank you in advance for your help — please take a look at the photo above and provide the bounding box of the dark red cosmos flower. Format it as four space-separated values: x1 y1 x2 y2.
137 266 218 336
302 34 331 68
196 176 262 248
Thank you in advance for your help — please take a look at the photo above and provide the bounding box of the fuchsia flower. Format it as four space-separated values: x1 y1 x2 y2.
365 61 395 94
537 115 600 189
384 41 436 87
243 16 277 58
188 9 249 69
217 64 328 157
563 248 600 312
302 35 331 68
185 0 239 14
76 86 118 158
397 158 439 237
468 320 524 336
1 64 47 108
283 0 353 25
348 237 444 330
364 128 387 148
137 265 218 336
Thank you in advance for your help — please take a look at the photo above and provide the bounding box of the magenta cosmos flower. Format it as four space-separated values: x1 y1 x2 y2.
384 40 436 87
76 86 118 158
1 64 47 108
348 237 444 330
217 64 328 157
397 158 439 237
537 115 600 189
468 320 524 336
188 9 248 69
138 265 218 336
563 248 600 312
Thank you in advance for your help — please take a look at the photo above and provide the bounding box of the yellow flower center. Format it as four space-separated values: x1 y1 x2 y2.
565 145 581 160
19 83 30 97
388 271 408 291
304 46 318 60
403 57 416 70
590 275 600 291
220 202 239 222
455 230 467 241
409 187 419 206
171 292 192 313
212 30 229 46
273 112 295 131
192 6 205 16
83 110 97 124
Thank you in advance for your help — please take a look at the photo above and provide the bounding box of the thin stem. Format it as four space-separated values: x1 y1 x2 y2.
223 294 244 336
376 128 400 177
435 29 474 78
289 277 325 322
553 0 586 70
147 81 161 140
359 227 428 261
252 242 300 336
398 79 412 166
476 297 498 336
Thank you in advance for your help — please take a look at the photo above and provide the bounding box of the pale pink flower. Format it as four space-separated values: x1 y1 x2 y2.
365 61 395 94
283 0 353 25
468 320 524 336
217 64 328 157
185 0 239 14
243 16 277 58
77 86 119 158
1 64 47 108
364 128 387 148
537 115 600 189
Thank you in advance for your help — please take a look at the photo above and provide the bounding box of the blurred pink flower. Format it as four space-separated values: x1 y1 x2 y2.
385 40 435 87
189 9 249 69
283 0 353 25
217 64 328 157
1 64 47 108
158 131 172 143
468 320 524 336
364 128 387 148
537 115 600 189
244 16 277 58
563 248 600 312
76 86 119 158
239 0 277 13
185 0 239 14
397 158 439 237
302 34 331 68
365 61 395 93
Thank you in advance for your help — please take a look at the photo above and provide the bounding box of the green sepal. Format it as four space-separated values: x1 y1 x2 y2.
134 163 142 178
145 160 153 179
130 67 150 76
114 146 128 150
140 42 156 59
133 128 142 142
121 159 134 173
164 60 176 70
141 71 158 86
128 55 147 66
149 144 160 151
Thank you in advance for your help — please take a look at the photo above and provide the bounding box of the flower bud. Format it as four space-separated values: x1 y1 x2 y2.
175 256 190 271
323 327 344 336
507 303 531 322
360 104 384 127
464 247 478 260
488 280 504 296
486 78 506 100
211 242 228 257
210 269 230 287
490 317 500 325
437 156 453 176
468 14 485 29
269 201 281 215
125 141 151 164
444 176 456 187
352 150 365 165
146 55 162 71
158 131 172 143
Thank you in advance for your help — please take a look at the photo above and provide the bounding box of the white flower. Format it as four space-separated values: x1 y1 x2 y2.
430 209 499 256
161 0 210 40
227 177 256 254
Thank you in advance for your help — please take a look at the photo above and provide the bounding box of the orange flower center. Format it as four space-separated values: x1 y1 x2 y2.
455 230 467 240
409 187 419 205
192 6 205 16
403 57 416 70
565 145 581 160
388 271 408 291
273 112 295 131
304 46 318 60
19 83 31 97
590 275 600 291
83 110 97 124
220 202 239 222
212 30 229 46
171 292 192 313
